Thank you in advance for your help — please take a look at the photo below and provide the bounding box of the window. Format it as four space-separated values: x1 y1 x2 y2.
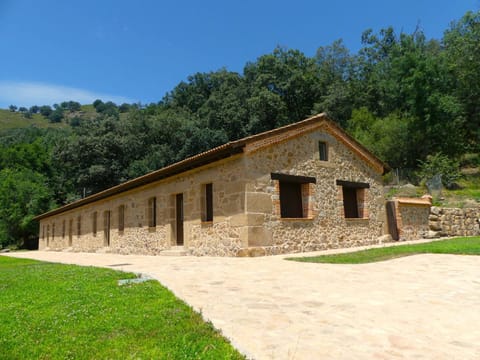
203 183 213 222
92 211 97 236
342 187 359 218
69 219 73 246
77 216 81 238
46 225 50 245
319 141 328 161
118 205 125 232
148 197 157 228
271 173 316 219
62 220 66 239
52 223 55 241
42 225 45 240
280 182 303 218
336 180 369 219
104 210 110 246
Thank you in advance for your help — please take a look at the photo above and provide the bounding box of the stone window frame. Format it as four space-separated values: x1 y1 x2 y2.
336 180 370 220
271 173 316 220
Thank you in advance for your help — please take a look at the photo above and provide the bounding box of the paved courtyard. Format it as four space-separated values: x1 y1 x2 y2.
5 248 480 359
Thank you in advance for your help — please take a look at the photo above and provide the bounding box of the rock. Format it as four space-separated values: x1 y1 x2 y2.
377 234 393 243
429 222 442 231
430 206 441 216
236 248 249 257
425 230 441 239
248 247 266 257
429 214 439 221
0 248 10 253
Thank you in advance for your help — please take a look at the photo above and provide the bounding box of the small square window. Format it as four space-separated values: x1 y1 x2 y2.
319 142 328 161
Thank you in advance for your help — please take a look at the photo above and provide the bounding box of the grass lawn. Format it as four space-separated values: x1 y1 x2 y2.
0 256 244 359
288 237 480 264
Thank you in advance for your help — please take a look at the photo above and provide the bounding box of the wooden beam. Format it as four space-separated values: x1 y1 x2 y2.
271 173 316 184
336 180 370 188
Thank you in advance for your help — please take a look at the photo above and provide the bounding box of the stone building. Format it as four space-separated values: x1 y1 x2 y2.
35 113 390 256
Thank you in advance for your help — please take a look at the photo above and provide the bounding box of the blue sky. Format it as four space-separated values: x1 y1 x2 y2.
0 0 478 108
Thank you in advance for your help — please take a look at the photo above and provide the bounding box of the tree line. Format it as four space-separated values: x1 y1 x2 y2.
1 10 479 248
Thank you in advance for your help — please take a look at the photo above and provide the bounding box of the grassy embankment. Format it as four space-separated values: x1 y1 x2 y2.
289 237 480 264
0 105 101 131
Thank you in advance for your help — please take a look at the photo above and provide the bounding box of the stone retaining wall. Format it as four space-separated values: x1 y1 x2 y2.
429 207 480 237
392 197 480 241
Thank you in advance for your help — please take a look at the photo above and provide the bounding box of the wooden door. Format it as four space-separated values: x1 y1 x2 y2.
176 194 184 246
386 201 399 240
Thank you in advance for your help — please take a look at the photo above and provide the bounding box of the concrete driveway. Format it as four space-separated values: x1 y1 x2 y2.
4 249 480 359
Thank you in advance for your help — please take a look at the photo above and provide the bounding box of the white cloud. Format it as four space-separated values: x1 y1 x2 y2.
0 81 134 108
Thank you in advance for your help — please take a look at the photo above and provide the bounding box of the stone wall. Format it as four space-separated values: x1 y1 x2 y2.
39 156 250 256
429 207 480 237
393 197 432 241
390 197 480 241
239 123 387 255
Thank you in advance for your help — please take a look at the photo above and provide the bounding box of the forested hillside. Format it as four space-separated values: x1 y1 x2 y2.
1 10 479 248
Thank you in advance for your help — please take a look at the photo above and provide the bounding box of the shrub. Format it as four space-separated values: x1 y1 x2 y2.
417 153 461 189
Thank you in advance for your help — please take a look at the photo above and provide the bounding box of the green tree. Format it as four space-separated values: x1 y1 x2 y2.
314 39 355 125
244 47 320 132
443 10 480 151
417 153 461 189
0 168 55 248
39 105 53 117
347 108 411 168
48 108 64 123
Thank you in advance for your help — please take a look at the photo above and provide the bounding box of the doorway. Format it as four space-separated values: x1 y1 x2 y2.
175 193 184 246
